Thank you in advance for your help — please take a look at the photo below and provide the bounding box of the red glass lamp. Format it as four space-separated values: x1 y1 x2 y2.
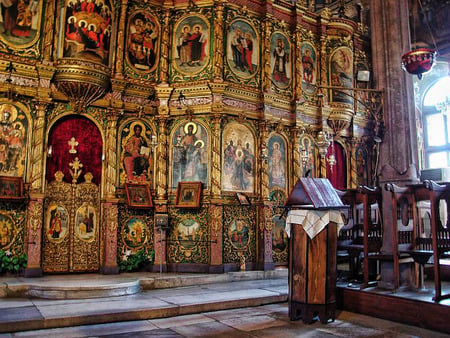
401 48 436 79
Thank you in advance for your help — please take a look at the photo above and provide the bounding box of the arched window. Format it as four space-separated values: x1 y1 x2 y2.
422 77 450 168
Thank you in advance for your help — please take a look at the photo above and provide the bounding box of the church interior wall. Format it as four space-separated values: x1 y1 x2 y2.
0 0 378 275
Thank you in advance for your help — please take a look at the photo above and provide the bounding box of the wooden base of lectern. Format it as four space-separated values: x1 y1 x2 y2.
288 221 337 324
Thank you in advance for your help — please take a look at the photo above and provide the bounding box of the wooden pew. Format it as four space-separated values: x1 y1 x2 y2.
422 180 450 302
383 183 415 291
358 185 383 288
335 188 362 279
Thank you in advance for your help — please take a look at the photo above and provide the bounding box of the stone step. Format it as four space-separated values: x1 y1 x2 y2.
0 269 288 300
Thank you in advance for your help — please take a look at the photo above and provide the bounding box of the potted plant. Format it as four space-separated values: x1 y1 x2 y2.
118 249 154 272
0 250 27 276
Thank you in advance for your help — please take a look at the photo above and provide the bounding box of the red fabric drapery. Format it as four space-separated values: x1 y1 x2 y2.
326 141 346 190
46 115 103 185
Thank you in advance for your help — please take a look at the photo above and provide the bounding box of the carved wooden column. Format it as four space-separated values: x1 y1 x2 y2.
262 18 273 92
291 127 302 184
101 202 119 274
114 0 128 77
257 122 274 270
212 0 225 82
349 138 359 189
24 102 49 277
294 27 303 102
29 102 48 192
209 85 226 201
159 8 170 84
105 110 118 198
259 122 269 200
155 116 169 204
43 0 56 61
209 204 223 273
24 198 44 277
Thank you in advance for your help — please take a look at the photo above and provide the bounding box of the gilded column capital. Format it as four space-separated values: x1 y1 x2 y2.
208 82 227 113
155 85 173 115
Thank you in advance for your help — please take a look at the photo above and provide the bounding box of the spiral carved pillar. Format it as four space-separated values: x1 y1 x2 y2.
114 0 128 77
29 102 48 193
159 9 170 84
210 113 223 201
155 116 169 205
212 1 225 82
257 122 274 270
291 127 302 183
105 110 118 198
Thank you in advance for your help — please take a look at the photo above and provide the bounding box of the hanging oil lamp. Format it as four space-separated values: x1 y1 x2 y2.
401 0 438 79
401 48 436 79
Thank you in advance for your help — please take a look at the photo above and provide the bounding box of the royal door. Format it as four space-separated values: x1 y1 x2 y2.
42 116 103 273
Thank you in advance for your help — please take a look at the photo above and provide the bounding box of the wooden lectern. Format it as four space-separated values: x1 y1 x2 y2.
285 178 346 324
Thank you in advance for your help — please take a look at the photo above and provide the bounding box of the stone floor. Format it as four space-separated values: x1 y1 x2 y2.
2 302 449 337
0 270 449 337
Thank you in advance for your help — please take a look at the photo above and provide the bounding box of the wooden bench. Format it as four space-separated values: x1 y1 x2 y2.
335 188 362 279
357 185 383 288
421 180 450 301
380 183 416 291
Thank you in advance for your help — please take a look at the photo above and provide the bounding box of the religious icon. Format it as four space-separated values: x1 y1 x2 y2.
330 47 353 103
46 204 69 242
63 0 112 64
0 213 14 247
173 15 209 73
125 183 153 208
75 205 96 241
227 19 258 78
222 123 255 193
229 219 250 249
172 121 208 188
120 121 154 185
0 176 23 199
175 181 202 208
268 135 286 190
272 216 287 253
299 135 315 178
175 218 200 249
270 33 291 88
0 0 42 46
123 217 148 248
300 43 317 94
127 11 159 72
0 104 27 178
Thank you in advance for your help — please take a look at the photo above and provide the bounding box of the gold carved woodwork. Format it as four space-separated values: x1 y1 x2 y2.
29 102 48 192
259 122 269 200
262 18 273 92
213 1 225 81
114 1 128 76
156 117 168 200
105 110 118 198
159 9 170 84
210 115 222 199
42 170 100 273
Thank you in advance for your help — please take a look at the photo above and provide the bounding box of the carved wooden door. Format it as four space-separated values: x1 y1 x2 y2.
42 170 100 273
